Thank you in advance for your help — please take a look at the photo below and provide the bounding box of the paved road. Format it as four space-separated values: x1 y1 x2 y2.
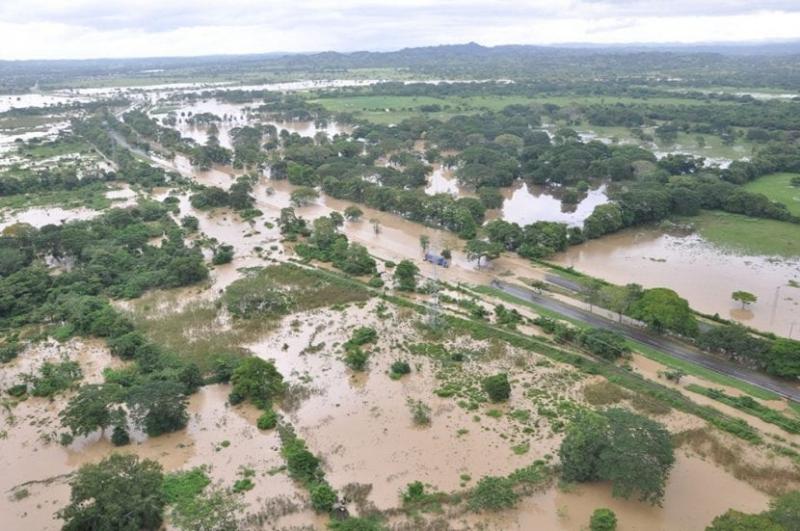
491 279 800 403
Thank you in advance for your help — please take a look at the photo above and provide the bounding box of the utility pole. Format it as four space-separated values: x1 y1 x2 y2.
426 235 442 328
770 286 781 327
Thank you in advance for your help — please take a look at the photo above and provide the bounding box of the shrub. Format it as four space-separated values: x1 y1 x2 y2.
212 245 234 265
579 328 629 360
482 373 511 402
163 468 211 504
590 508 618 531
390 360 411 378
257 410 278 430
310 481 338 512
328 517 384 531
229 357 285 409
468 476 518 512
345 347 369 371
232 478 254 493
111 425 130 446
408 400 431 426
349 327 378 346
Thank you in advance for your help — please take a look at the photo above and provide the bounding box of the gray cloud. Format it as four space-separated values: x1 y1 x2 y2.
1 0 799 59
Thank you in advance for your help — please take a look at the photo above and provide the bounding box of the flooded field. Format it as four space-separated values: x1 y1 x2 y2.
498 183 608 227
552 227 800 336
3 71 800 531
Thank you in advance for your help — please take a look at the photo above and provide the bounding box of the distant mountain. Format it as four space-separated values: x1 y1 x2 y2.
2 41 800 92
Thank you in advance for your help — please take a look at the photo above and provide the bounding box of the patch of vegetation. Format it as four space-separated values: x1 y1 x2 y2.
583 381 629 406
686 384 800 434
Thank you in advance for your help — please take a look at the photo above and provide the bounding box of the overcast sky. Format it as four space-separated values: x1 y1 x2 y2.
2 1 799 60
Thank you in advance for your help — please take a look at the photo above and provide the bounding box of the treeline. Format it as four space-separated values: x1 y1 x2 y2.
71 114 181 188
699 324 800 379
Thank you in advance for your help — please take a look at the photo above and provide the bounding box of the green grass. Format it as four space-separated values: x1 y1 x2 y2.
130 263 370 370
685 384 800 434
744 173 800 217
312 94 712 125
0 184 112 211
17 137 93 160
473 284 781 401
691 210 800 257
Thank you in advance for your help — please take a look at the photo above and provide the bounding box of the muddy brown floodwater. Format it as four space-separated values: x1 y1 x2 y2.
551 227 800 336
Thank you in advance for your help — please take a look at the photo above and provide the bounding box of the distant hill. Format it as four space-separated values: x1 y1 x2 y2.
2 41 800 92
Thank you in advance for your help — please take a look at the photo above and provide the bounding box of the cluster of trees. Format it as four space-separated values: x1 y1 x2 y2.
189 175 259 217
278 423 341 513
560 408 675 505
72 114 181 188
707 490 800 530
291 212 378 277
698 324 800 378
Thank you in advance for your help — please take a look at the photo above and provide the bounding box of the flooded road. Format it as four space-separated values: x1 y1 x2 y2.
551 228 800 336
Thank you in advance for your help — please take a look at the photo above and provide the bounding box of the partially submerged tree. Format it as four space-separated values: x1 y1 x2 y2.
59 453 166 531
732 290 758 309
560 408 675 505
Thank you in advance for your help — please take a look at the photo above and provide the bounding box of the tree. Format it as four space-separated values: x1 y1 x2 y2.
370 218 381 235
769 490 800 530
732 290 758 309
212 245 234 265
582 279 604 313
629 288 698 337
579 328 629 360
60 383 125 437
229 357 285 409
590 508 618 531
394 260 420 292
59 453 166 531
464 239 502 269
560 408 675 505
290 186 319 207
170 486 243 531
127 381 189 437
482 373 511 402
344 205 363 221
419 234 430 255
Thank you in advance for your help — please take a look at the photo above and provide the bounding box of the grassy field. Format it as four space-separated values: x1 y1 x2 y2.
311 93 713 125
691 211 800 257
0 184 112 210
744 173 800 217
473 284 782 401
130 263 371 370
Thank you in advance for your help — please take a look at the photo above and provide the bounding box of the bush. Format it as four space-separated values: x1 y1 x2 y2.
482 373 511 402
257 410 278 430
229 357 285 409
232 478 254 493
212 245 234 265
310 481 338 512
579 328 629 360
590 508 618 531
111 425 130 446
328 517 384 531
349 327 378 346
390 360 411 378
345 347 369 371
408 400 431 426
468 476 518 512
